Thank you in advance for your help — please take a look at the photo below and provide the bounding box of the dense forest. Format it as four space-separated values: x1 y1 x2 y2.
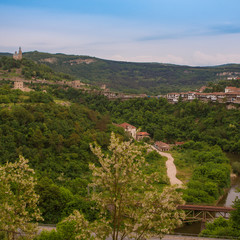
52 87 240 153
49 86 240 204
0 87 109 223
20 51 240 94
0 56 73 82
174 142 231 204
204 78 240 92
0 82 167 224
1 57 240 239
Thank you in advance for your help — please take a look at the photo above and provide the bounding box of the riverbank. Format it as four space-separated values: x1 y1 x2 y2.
217 176 240 207
216 153 240 207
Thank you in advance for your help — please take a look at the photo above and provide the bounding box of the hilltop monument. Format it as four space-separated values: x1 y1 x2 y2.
13 47 22 60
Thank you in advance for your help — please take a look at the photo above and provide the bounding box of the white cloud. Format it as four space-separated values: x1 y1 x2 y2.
193 51 240 66
111 54 187 65
1 5 240 66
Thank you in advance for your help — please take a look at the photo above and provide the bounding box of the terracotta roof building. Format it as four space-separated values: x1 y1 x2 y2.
117 122 137 139
154 141 170 151
225 87 240 93
136 132 150 141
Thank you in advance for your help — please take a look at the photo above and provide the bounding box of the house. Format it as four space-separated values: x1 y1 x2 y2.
136 132 150 141
187 92 196 100
225 86 240 93
179 93 188 101
167 93 180 103
154 141 171 151
225 92 240 104
118 123 137 139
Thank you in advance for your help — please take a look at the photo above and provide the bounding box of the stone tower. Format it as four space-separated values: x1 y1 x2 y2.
13 47 22 60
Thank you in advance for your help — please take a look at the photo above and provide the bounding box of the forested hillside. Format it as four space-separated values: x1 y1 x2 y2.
22 51 240 95
0 55 73 82
50 87 240 204
0 81 167 224
0 85 113 223
53 87 240 153
1 57 240 232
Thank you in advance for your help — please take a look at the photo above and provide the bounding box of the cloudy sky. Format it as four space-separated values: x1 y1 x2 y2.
1 0 240 66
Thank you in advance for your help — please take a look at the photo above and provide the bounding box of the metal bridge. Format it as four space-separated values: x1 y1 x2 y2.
177 204 235 230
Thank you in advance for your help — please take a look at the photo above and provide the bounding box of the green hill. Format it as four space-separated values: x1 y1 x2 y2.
0 52 12 57
0 54 73 82
2 50 240 94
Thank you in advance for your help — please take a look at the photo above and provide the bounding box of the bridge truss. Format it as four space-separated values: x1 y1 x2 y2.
177 204 235 230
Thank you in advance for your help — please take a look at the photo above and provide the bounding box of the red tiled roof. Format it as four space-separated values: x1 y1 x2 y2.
225 87 240 92
212 92 225 95
137 132 150 136
155 141 170 148
118 122 136 129
226 92 240 95
226 87 239 90
196 92 225 96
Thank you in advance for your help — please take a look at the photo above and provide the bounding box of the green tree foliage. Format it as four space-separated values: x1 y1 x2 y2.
232 161 240 175
37 133 183 239
205 79 240 93
75 133 184 240
200 217 237 238
36 212 93 240
200 198 240 238
177 142 231 204
0 156 42 240
0 89 120 223
0 56 21 70
0 56 73 82
56 88 240 153
23 51 240 95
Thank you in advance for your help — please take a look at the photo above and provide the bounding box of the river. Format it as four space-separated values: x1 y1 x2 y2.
175 153 240 235
218 153 240 207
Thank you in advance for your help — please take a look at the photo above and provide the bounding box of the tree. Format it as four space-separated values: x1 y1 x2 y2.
0 156 42 239
64 133 185 240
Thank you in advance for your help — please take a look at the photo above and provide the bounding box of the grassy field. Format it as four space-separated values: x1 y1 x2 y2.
170 150 195 184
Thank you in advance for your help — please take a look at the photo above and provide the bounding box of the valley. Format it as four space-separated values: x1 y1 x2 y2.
0 54 240 239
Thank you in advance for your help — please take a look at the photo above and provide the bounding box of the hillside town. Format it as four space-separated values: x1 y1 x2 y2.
3 48 240 105
101 84 240 104
166 86 240 104
10 77 240 105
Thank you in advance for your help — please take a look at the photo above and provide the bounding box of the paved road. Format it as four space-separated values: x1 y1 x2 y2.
105 235 227 240
161 235 227 240
37 226 228 240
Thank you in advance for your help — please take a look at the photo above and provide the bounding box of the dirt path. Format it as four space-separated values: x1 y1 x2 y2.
151 146 183 186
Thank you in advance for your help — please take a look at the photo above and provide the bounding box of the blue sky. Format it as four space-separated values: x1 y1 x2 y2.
1 0 240 66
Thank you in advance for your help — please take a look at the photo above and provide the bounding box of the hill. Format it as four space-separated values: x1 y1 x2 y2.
0 62 239 225
2 50 240 94
21 51 240 94
0 52 12 57
0 54 74 82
